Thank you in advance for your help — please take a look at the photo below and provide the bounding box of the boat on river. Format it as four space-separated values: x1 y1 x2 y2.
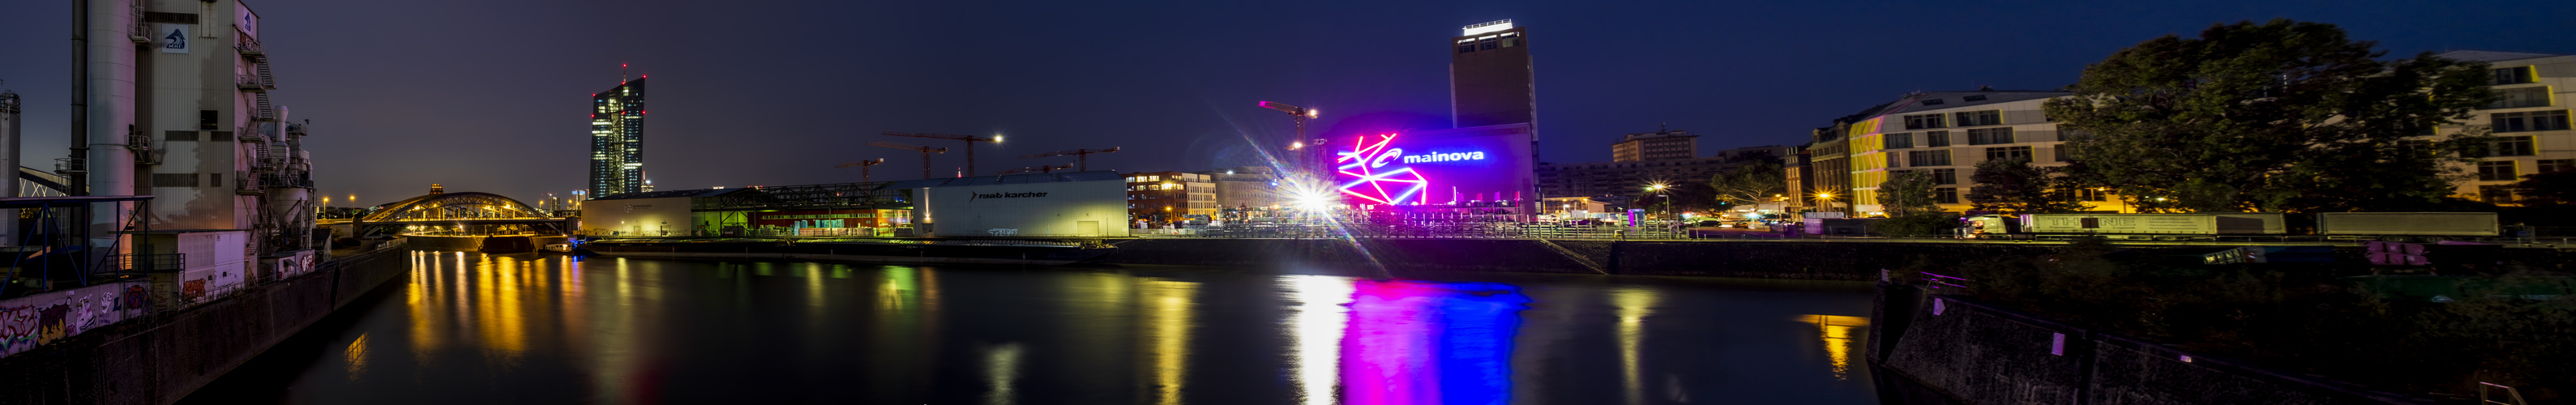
578 237 1117 266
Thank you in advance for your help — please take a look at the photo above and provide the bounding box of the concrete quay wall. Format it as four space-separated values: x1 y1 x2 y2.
1868 284 2428 405
1103 239 2238 279
0 248 409 405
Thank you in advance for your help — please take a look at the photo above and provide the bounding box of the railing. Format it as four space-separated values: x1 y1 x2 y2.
235 74 268 91
109 253 187 273
235 35 264 55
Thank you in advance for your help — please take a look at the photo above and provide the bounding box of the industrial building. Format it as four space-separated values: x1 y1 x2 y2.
579 172 1128 237
10 0 331 303
897 171 1130 237
589 76 648 197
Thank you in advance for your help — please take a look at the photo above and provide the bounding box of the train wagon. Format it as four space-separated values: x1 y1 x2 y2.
2316 212 2500 237
2018 213 2286 237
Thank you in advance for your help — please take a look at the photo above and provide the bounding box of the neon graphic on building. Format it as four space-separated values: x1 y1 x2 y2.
1335 134 1436 205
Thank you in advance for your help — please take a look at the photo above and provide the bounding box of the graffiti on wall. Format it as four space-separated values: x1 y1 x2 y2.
0 282 148 358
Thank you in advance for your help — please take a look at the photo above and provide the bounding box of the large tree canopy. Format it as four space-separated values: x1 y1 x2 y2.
1709 160 1787 206
1968 159 2090 215
2043 19 2493 213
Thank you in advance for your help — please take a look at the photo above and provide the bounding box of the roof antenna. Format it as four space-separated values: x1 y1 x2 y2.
621 63 628 83
1659 122 1668 133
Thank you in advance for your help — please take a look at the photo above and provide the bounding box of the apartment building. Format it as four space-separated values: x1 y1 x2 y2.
1821 90 2133 215
2437 51 2576 203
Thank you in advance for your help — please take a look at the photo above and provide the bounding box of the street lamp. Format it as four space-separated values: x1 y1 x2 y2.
1646 183 1670 220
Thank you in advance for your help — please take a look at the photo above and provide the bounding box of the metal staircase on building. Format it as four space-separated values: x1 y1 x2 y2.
253 92 276 122
124 2 148 43
126 129 158 165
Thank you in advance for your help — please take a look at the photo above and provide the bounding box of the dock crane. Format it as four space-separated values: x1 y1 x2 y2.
1017 147 1121 172
867 141 948 179
999 163 1075 175
883 132 999 177
834 158 887 182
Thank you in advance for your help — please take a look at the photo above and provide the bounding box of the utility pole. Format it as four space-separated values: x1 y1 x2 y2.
1018 147 1120 172
834 158 888 182
883 132 999 177
867 142 947 179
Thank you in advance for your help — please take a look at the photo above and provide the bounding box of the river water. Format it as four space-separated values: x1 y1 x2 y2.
184 251 1880 404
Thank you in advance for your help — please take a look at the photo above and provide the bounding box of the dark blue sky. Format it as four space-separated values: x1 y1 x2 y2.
1 0 2570 206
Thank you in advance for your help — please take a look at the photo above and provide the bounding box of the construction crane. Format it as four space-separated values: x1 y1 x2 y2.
884 132 999 177
867 142 948 179
1018 147 1121 172
999 163 1074 175
834 158 887 182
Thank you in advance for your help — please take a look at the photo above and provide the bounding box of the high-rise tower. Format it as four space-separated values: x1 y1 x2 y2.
1449 19 1534 128
589 77 646 197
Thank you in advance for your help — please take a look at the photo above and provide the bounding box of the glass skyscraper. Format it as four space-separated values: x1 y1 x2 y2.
589 77 646 197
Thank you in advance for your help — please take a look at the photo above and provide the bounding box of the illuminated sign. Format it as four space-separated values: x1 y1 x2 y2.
1325 126 1535 207
1335 134 1431 205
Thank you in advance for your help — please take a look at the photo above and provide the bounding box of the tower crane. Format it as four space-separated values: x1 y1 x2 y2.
867 142 948 179
834 158 887 182
1017 147 1121 172
883 132 999 177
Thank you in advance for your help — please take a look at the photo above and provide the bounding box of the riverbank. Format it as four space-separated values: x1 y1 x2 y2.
0 245 411 405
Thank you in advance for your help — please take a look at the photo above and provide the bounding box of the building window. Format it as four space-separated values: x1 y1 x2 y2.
2055 145 2073 162
2492 111 2571 132
2542 159 2576 173
2074 188 2109 202
1932 168 1957 185
2490 87 2554 109
1953 110 2001 126
1885 133 1913 149
1906 150 1951 167
1922 99 1945 106
1963 95 1988 102
2494 66 2536 85
1904 114 1946 130
1934 187 1958 204
1925 130 1951 147
1985 146 2033 162
2480 185 2517 202
1966 127 2015 145
2479 160 2518 181
2486 136 2536 157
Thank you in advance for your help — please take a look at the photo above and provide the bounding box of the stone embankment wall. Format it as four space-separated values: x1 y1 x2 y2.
0 247 409 405
1868 284 2429 405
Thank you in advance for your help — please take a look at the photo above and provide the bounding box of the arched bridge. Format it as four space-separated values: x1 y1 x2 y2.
347 192 572 236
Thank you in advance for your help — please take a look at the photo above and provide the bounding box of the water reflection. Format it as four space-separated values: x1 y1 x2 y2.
201 254 1881 404
1613 288 1659 405
1140 279 1196 405
1803 314 1872 381
1342 280 1530 405
1282 275 1357 405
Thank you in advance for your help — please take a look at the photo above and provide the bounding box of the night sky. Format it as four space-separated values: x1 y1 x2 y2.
0 0 2570 207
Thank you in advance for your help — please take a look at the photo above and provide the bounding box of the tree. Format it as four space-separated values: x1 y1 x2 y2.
2512 171 2576 206
1968 159 2089 215
1709 160 1786 206
2043 19 2494 213
1875 170 1958 235
1879 169 1942 216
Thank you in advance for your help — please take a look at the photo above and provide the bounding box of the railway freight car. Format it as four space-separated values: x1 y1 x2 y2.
1963 212 2497 241
2316 212 2501 240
